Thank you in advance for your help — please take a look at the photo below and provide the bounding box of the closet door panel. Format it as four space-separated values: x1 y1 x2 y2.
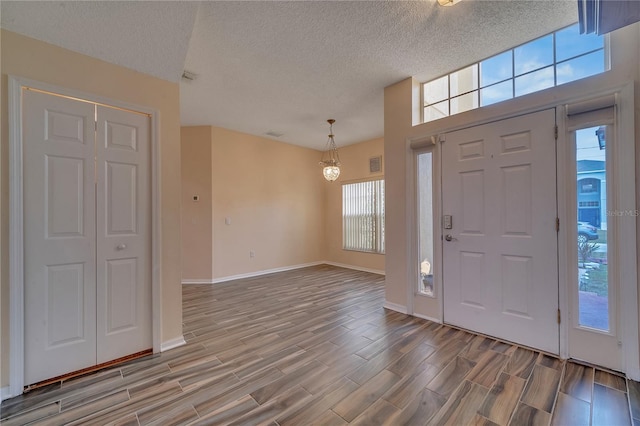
95 106 151 363
23 90 97 385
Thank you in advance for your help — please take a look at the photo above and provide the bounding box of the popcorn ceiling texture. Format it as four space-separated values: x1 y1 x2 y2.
1 1 576 149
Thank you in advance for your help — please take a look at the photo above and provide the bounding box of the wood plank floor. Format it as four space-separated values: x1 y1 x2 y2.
2 264 638 425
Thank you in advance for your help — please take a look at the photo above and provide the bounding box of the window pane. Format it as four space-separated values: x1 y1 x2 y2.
480 51 513 87
514 66 554 97
450 91 478 115
480 80 513 106
450 64 478 97
514 34 553 76
556 24 604 62
557 50 605 86
424 101 449 122
417 152 434 296
424 75 448 105
576 126 609 331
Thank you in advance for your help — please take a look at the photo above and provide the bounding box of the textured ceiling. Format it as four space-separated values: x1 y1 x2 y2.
1 1 577 149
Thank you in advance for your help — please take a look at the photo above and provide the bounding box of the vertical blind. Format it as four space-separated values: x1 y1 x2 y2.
342 179 385 254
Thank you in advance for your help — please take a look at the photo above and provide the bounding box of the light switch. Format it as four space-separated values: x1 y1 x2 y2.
225 217 231 225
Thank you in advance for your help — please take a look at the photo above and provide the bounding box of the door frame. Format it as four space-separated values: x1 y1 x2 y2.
8 76 163 397
405 81 637 380
556 82 638 377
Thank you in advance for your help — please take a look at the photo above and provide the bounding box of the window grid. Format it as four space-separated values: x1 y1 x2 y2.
423 23 606 123
342 179 385 254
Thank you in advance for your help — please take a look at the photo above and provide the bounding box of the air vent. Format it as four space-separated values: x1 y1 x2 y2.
369 156 382 173
182 70 198 81
265 131 284 138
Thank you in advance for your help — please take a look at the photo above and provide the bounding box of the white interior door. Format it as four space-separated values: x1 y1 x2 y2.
23 90 151 385
442 109 559 354
96 106 151 363
23 90 97 384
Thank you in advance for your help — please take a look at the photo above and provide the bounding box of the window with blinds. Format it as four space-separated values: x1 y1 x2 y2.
342 179 385 254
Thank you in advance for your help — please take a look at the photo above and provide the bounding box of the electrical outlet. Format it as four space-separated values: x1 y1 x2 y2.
249 250 255 258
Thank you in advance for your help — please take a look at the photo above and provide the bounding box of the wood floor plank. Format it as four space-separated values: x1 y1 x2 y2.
0 402 60 426
595 369 627 392
382 363 441 409
145 404 199 426
560 362 594 403
350 398 400 425
387 388 447 425
333 369 400 422
509 402 551 426
551 392 590 426
189 395 258 425
478 372 526 425
426 356 476 398
277 377 359 426
592 383 632 426
629 379 640 421
503 347 538 379
466 351 508 388
520 364 562 413
428 380 489 426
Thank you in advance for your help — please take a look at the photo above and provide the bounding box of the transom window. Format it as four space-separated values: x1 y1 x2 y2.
423 23 606 123
343 179 385 254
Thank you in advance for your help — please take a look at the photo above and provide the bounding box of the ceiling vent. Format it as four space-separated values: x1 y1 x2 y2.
181 70 198 81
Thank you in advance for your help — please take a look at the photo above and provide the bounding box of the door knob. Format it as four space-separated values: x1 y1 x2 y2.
116 244 127 251
445 234 457 242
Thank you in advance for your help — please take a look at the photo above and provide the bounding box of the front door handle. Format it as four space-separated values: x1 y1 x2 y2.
445 234 457 242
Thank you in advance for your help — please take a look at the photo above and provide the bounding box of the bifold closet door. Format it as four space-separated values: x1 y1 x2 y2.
23 90 152 385
95 105 151 363
23 90 98 384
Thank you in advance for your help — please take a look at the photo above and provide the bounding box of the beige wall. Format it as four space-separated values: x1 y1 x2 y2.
324 137 385 273
384 23 640 319
211 127 326 279
0 30 184 388
181 127 213 280
180 128 385 281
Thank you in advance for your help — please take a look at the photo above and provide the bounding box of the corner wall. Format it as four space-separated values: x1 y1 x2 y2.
0 30 184 389
181 127 213 281
324 137 385 273
211 127 326 280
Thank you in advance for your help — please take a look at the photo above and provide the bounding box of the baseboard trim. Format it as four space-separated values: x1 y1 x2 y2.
324 261 385 276
412 312 442 323
211 261 325 284
161 335 186 352
181 279 215 285
183 261 385 285
1 386 11 402
383 301 408 314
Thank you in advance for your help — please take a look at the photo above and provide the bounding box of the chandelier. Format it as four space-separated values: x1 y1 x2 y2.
319 119 341 182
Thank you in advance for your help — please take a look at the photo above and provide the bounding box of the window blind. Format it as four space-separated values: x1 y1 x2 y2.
342 179 385 254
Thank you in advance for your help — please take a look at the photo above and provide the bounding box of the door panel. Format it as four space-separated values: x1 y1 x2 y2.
442 109 559 354
24 90 97 384
96 106 151 363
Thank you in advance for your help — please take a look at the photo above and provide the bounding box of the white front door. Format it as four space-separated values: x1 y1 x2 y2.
23 90 151 385
442 109 559 354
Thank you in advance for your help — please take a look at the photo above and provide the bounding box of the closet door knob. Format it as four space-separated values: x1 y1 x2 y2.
116 244 127 251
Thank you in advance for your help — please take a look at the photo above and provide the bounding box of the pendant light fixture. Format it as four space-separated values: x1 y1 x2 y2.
319 119 341 182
